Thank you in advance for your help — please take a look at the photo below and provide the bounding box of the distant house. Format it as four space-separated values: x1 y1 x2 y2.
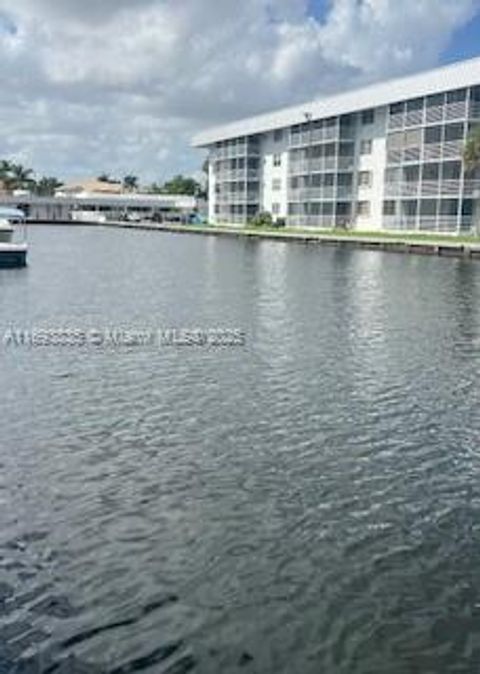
55 178 124 197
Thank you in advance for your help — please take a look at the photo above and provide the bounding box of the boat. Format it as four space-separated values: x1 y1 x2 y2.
0 219 14 243
0 207 28 267
0 207 26 241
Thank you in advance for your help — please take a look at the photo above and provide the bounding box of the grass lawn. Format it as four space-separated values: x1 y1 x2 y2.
171 222 480 245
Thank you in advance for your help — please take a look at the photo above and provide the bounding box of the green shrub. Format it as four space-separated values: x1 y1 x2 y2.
250 211 273 228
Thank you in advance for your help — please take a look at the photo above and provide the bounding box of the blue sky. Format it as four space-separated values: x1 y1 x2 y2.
444 11 480 63
0 0 479 182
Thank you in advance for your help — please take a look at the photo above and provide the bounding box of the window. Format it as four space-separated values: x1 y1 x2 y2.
272 203 281 215
427 93 444 108
447 89 467 103
383 201 396 216
272 178 282 191
407 98 424 112
422 163 440 181
390 102 404 115
360 139 372 155
442 161 461 181
274 129 283 142
336 202 352 216
338 142 355 156
403 165 420 182
420 199 438 216
440 199 459 216
362 109 375 125
273 154 282 167
358 171 372 187
337 173 353 187
425 126 442 144
402 200 418 217
325 143 336 157
357 201 371 216
444 123 464 142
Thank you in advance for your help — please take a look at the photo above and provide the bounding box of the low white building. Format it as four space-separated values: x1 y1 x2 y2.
0 193 199 223
193 56 480 234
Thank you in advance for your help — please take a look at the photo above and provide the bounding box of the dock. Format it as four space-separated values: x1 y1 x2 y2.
0 243 28 268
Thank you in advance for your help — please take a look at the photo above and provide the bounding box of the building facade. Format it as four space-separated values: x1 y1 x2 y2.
0 193 199 223
193 57 480 234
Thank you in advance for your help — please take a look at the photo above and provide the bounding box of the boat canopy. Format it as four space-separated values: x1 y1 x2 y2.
0 207 26 221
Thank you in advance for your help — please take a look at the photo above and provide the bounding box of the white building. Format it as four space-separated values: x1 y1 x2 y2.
0 193 198 223
193 56 480 234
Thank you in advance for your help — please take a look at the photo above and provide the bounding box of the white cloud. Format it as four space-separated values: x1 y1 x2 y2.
0 0 476 182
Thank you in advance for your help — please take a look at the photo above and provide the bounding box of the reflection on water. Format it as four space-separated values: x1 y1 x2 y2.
0 226 479 673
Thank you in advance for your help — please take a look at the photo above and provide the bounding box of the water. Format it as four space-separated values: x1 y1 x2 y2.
0 225 479 673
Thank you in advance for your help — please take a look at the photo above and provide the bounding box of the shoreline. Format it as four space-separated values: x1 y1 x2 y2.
27 220 480 260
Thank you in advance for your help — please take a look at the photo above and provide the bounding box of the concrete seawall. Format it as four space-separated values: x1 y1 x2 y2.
27 220 480 260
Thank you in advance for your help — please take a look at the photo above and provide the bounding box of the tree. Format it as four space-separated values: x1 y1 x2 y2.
463 127 480 171
463 128 480 235
0 161 35 191
34 177 64 196
161 174 202 196
123 175 138 192
97 173 111 183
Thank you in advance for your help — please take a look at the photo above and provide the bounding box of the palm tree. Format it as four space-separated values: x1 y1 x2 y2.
463 128 480 234
123 175 138 192
34 177 64 196
463 127 480 171
10 163 35 191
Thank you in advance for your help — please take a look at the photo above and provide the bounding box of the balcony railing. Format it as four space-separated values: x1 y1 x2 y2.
287 215 336 228
289 187 337 201
445 101 467 121
463 180 480 195
290 127 339 147
469 101 480 119
425 106 444 124
288 158 338 174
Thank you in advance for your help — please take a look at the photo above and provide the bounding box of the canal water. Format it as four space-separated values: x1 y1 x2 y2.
0 225 479 673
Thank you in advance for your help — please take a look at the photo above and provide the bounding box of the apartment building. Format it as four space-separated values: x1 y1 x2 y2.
193 57 480 234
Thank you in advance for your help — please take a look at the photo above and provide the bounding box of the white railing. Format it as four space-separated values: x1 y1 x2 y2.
405 110 424 127
388 114 404 130
288 158 337 174
442 141 463 159
425 106 444 124
420 181 440 196
404 147 421 162
288 215 336 228
382 216 418 231
463 180 480 195
440 179 462 195
469 101 480 119
445 102 467 121
423 144 443 160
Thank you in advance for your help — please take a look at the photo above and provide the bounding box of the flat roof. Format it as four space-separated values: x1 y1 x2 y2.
192 56 480 147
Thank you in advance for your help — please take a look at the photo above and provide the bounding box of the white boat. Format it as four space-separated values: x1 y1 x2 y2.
0 219 14 243
0 207 26 243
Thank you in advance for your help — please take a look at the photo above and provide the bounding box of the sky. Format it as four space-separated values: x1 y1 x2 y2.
0 0 479 185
